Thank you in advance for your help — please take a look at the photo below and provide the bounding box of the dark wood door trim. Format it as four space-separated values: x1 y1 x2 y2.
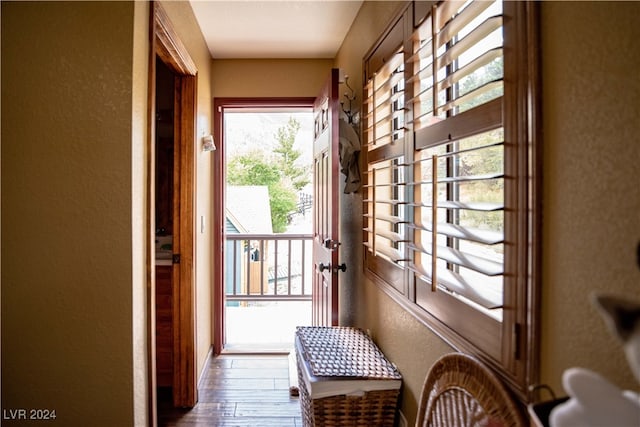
148 1 198 419
146 7 158 425
212 97 315 355
154 1 197 76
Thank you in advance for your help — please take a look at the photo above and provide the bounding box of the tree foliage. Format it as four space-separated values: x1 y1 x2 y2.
227 150 295 233
273 117 310 191
227 117 309 233
227 150 280 187
268 184 298 233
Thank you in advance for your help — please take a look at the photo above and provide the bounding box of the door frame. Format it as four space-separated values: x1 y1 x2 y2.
212 97 314 354
147 1 198 419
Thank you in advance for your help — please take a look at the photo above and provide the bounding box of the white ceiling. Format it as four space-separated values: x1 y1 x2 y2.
189 0 364 59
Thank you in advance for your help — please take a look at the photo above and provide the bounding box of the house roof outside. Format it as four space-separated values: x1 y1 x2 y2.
226 185 273 234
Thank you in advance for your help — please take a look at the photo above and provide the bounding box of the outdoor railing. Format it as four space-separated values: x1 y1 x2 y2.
225 233 313 303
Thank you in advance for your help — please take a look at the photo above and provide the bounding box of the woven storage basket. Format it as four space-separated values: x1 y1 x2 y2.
295 326 402 427
416 353 526 427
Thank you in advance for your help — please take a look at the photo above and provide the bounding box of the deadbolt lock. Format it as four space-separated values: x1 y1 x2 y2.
323 239 340 250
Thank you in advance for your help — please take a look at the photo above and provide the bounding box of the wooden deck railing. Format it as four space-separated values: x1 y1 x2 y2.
225 233 313 302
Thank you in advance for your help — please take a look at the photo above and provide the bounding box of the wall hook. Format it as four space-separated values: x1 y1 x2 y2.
340 75 358 125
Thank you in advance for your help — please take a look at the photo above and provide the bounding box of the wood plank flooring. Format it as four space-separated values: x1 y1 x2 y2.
158 354 302 426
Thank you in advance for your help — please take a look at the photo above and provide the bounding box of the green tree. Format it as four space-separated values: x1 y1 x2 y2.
458 56 503 113
268 183 298 233
227 150 297 233
273 117 310 191
227 150 280 186
227 116 311 233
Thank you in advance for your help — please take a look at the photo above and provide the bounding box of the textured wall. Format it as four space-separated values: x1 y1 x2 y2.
132 3 151 425
1 2 147 425
211 59 333 98
334 1 406 327
539 0 640 393
161 0 215 384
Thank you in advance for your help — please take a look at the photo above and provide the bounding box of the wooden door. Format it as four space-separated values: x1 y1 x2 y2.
171 74 197 408
312 69 341 326
149 2 198 414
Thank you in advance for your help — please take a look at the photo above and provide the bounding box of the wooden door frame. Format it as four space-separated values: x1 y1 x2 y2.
147 1 198 420
212 97 314 355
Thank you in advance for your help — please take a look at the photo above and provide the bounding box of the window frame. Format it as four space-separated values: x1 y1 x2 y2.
361 0 541 400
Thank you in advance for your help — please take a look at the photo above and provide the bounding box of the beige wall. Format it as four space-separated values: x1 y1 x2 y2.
132 3 151 425
211 59 333 98
335 1 640 425
160 0 215 385
539 0 640 393
333 0 406 326
1 2 149 425
1 1 215 424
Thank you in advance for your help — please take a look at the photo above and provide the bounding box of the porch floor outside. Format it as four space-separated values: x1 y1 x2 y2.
225 301 312 352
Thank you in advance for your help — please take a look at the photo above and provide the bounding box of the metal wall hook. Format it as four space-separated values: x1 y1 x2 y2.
340 75 358 125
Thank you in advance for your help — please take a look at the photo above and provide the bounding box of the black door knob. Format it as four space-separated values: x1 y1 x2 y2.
334 263 347 272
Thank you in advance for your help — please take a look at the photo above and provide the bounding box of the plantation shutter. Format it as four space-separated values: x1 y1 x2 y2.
363 15 409 281
361 0 540 396
408 0 507 313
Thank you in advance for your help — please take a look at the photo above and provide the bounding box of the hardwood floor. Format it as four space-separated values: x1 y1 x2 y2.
158 354 303 426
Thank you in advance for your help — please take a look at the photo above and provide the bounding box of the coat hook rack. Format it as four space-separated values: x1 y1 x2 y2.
340 75 358 125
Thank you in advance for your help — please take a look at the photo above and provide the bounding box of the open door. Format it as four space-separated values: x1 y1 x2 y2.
149 2 198 417
170 73 197 408
312 69 341 326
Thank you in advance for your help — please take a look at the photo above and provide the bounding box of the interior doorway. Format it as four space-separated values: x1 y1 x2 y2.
148 2 198 419
154 55 175 392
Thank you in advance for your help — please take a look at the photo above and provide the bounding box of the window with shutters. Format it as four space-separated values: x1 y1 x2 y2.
362 0 540 398
363 14 409 290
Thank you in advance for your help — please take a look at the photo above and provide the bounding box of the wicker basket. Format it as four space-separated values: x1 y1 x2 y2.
416 353 526 427
295 326 402 427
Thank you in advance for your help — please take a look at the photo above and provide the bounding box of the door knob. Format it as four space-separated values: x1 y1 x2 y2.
318 262 330 272
333 263 347 273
